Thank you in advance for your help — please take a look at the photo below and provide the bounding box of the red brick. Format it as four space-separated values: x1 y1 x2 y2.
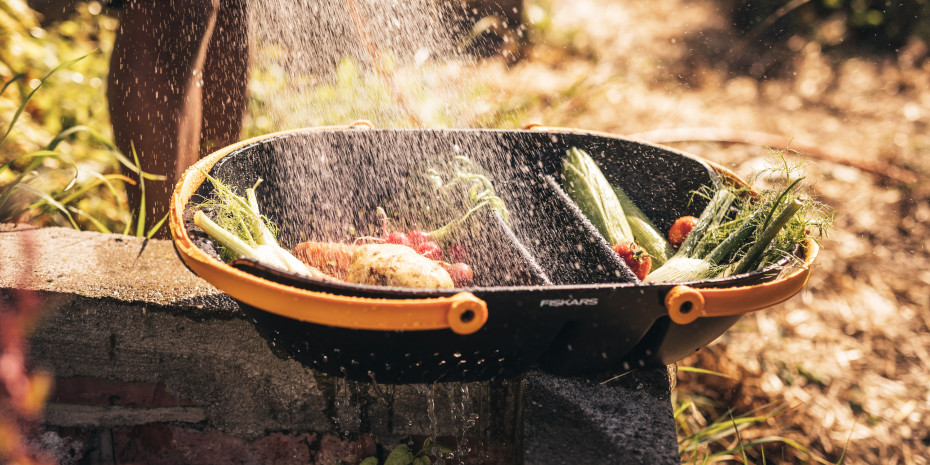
253 432 316 464
52 377 189 408
314 433 377 464
110 425 379 465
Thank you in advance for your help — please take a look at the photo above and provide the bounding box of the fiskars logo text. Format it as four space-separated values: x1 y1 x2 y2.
539 298 598 307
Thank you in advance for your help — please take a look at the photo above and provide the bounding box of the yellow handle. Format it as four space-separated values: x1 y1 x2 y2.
169 126 489 335
664 239 819 324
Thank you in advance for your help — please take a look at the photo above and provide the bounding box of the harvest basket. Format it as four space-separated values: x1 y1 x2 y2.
169 123 818 383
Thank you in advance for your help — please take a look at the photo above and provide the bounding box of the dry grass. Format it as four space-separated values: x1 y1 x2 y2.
474 0 930 462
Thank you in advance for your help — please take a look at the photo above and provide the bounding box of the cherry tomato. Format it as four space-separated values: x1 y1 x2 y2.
448 263 474 286
407 229 431 246
416 241 443 260
612 242 651 281
384 231 409 246
668 216 699 247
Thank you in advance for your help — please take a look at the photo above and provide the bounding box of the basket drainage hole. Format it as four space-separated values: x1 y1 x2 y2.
460 310 476 323
679 301 693 314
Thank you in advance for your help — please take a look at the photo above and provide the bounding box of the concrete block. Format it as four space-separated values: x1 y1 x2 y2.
519 370 679 465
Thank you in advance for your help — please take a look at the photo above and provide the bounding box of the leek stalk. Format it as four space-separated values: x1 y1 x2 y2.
612 185 676 267
563 147 633 246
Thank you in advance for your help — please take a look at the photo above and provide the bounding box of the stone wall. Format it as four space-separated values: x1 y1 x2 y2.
1 225 677 465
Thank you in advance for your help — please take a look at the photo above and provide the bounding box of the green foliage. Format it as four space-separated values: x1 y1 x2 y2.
0 2 167 235
360 438 453 465
1 1 116 149
726 0 930 50
245 52 522 135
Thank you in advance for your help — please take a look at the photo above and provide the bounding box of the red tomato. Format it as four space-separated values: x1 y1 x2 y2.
448 263 474 286
416 241 443 260
668 216 699 247
612 242 651 281
384 231 409 246
407 229 431 246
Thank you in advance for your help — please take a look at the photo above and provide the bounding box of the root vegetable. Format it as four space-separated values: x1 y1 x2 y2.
347 243 454 289
292 241 357 280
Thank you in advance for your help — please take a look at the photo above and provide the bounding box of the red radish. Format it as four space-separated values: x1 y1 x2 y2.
407 229 431 246
612 242 651 281
416 241 443 260
447 243 469 262
668 216 699 247
447 263 474 286
384 231 409 246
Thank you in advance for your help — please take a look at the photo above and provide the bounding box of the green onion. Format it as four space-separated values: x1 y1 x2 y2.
644 189 738 283
678 189 737 259
646 168 819 283
641 256 713 283
727 198 804 276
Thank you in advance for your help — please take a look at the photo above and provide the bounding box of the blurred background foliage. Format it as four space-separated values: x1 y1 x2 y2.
730 0 930 49
709 0 930 76
5 0 929 232
1 0 127 231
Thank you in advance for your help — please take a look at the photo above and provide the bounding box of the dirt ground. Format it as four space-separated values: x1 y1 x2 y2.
481 0 930 463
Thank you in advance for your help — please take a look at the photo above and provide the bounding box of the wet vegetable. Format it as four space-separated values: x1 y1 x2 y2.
292 241 356 280
562 147 671 277
668 216 699 247
193 174 323 278
612 241 651 280
645 169 825 283
348 243 454 289
611 182 676 267
561 148 827 283
562 147 634 246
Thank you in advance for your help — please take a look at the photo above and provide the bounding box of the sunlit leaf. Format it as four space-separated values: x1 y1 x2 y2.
0 53 88 150
145 213 168 239
12 183 79 229
68 205 112 234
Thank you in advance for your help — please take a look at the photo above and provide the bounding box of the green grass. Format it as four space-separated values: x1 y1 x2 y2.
1 57 165 236
1 1 136 232
674 366 841 464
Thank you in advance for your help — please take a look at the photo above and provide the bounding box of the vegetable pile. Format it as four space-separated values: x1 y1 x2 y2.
192 155 509 290
562 147 829 283
192 148 827 290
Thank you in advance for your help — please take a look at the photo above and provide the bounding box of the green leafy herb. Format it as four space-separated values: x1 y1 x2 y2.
398 154 510 243
384 444 415 465
646 155 832 283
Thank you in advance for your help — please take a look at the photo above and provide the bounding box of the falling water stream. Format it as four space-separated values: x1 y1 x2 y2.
247 0 491 130
244 3 511 458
